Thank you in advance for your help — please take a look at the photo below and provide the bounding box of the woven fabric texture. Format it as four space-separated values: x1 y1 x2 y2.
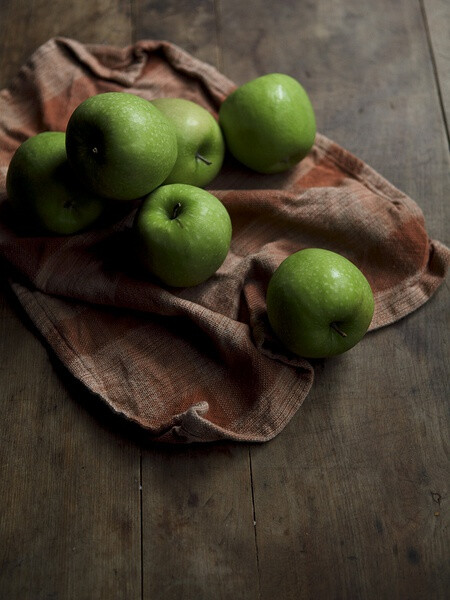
0 38 448 442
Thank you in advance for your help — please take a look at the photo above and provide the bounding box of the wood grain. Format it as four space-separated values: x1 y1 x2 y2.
0 2 140 599
220 0 448 243
0 0 448 598
0 0 132 89
0 283 142 600
141 445 259 599
133 0 222 70
423 0 450 149
217 0 449 598
423 0 450 140
132 8 259 597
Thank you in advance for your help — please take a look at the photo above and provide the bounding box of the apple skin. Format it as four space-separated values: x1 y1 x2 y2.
134 184 232 287
65 92 178 201
219 73 316 174
266 248 375 358
6 131 105 235
150 98 225 187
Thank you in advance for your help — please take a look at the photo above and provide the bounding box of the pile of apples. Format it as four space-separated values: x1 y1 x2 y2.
6 74 374 358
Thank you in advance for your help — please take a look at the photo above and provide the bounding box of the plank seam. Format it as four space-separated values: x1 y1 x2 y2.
420 0 450 150
248 448 262 600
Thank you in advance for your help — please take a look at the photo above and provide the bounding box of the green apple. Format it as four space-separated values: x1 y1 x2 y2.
266 248 375 358
65 92 178 201
219 73 316 174
150 98 225 187
134 183 232 287
6 131 104 235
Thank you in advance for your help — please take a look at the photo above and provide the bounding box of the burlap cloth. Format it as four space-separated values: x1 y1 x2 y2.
0 38 448 443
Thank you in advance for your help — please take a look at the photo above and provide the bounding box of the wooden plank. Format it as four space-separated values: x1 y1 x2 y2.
142 445 260 599
134 5 260 597
423 0 450 140
218 0 450 598
0 0 133 89
0 282 142 599
0 3 141 599
133 0 222 70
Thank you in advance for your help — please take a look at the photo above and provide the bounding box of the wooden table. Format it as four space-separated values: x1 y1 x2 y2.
0 1 448 598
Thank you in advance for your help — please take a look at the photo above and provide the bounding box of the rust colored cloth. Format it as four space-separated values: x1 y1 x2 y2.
0 38 448 443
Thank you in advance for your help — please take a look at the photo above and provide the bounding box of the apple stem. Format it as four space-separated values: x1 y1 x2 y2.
196 152 212 166
331 322 347 338
171 202 182 220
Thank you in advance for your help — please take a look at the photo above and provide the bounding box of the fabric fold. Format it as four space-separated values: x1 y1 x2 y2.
0 38 448 443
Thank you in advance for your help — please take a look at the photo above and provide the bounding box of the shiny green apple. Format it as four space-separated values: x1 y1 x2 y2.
266 248 375 358
219 73 316 174
65 92 178 200
151 98 225 187
134 184 232 287
6 131 104 235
